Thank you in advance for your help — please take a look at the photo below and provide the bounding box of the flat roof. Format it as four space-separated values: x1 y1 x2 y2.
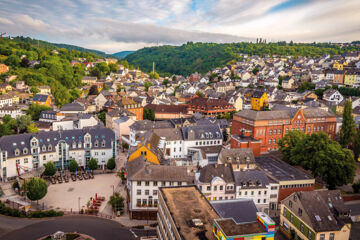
160 185 219 240
215 219 265 237
256 152 314 182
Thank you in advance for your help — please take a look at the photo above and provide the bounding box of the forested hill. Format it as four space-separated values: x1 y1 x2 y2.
12 36 109 58
125 42 360 76
0 37 100 106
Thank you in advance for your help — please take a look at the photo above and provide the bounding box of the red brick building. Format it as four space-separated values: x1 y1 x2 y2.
231 108 337 154
187 97 235 116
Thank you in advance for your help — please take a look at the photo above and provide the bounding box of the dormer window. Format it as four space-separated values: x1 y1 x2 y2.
42 145 46 152
14 149 20 156
94 141 99 147
101 140 106 147
23 148 28 154
72 142 76 149
78 142 82 148
48 145 52 151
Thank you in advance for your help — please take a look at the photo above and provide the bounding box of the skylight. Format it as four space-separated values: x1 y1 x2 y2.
315 215 321 221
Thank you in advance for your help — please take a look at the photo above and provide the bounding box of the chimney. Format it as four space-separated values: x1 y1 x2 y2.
147 143 151 149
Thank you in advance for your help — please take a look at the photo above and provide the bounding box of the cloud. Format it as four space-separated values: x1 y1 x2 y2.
0 0 359 53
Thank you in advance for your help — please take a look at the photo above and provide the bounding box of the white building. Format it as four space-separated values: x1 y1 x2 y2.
0 127 116 181
0 95 13 108
126 157 194 219
0 106 25 119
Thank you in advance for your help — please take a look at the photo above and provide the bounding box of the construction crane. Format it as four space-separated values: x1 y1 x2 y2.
0 32 6 39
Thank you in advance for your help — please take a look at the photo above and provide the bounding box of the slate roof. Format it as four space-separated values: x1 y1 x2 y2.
33 94 49 102
144 104 188 114
0 127 115 159
127 156 194 182
198 164 234 183
152 128 183 141
234 170 270 189
211 199 258 224
181 124 222 141
60 102 85 112
218 148 255 165
282 190 351 232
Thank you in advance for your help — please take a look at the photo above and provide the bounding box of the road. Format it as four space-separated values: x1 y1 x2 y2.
0 215 156 240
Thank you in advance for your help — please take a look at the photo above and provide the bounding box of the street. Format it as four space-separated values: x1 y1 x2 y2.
0 215 156 240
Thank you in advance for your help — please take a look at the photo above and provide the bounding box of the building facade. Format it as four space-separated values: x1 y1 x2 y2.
0 127 116 180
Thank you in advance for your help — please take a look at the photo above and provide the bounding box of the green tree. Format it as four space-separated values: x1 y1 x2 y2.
30 87 40 95
149 72 159 79
43 162 57 176
278 130 307 164
339 100 355 148
5 54 20 67
26 104 52 121
279 132 356 189
88 158 98 170
95 62 110 75
109 63 119 73
107 157 116 170
252 67 259 75
354 125 360 161
196 91 204 97
162 78 169 87
143 108 155 121
16 115 32 134
69 159 79 172
103 84 109 90
27 123 38 133
144 81 153 92
0 123 12 137
97 111 106 124
108 192 124 212
88 85 99 95
121 142 129 151
25 178 48 203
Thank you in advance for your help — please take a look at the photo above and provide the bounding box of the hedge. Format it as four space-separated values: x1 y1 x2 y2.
0 201 64 218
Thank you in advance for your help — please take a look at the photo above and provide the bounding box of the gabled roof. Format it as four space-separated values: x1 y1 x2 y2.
33 94 49 102
198 164 234 183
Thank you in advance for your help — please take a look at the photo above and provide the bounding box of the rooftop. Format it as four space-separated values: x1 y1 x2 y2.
160 186 219 240
256 152 314 182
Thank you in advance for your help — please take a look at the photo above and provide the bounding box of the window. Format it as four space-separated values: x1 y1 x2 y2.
153 181 157 186
137 181 141 186
43 155 46 161
258 199 260 203
329 233 335 240
16 159 20 164
251 191 254 196
258 191 261 195
300 223 304 233
137 199 141 205
268 139 271 144
264 191 267 194
298 208 302 216
263 199 266 203
320 234 325 240
308 230 312 239
239 191 242 196
145 181 150 186
178 181 182 186
137 190 141 195
283 208 287 217
14 149 20 156
102 140 105 147
278 129 281 134
269 130 272 135
290 214 294 223
273 139 276 144
153 190 158 196
48 145 52 151
24 158 28 163
244 191 248 195
145 190 149 195
220 186 223 191
23 148 28 154
289 200 293 208
214 186 217 191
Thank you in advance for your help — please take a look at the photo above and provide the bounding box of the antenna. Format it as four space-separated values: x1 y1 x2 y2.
0 32 6 39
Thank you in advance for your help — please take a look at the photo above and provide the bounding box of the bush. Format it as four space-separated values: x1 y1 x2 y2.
0 201 63 218
69 159 79 172
106 157 116 170
353 180 360 193
88 158 98 171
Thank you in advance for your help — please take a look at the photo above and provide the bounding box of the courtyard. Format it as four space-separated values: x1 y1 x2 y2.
40 173 121 213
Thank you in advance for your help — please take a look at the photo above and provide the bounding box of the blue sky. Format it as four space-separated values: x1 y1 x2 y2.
0 0 359 53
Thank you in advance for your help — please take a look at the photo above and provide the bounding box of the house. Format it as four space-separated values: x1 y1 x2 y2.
234 170 279 214
196 164 236 201
144 104 190 120
81 76 97 85
344 69 359 87
280 190 351 240
52 113 100 131
16 81 26 90
323 89 344 105
251 91 269 111
187 97 236 116
128 120 173 146
106 108 136 131
113 116 135 143
126 156 194 219
333 70 345 85
333 61 347 70
39 111 65 122
282 77 295 90
0 64 9 74
38 86 51 95
226 95 243 111
0 106 25 119
59 102 86 114
217 148 256 171
128 132 164 165
117 97 143 120
0 127 116 180
0 95 13 108
32 94 52 107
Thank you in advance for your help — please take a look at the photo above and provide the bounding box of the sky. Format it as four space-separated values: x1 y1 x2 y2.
0 0 359 53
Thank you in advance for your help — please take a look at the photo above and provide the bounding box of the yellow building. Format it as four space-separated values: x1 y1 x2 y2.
333 61 347 70
128 134 162 165
32 94 52 107
251 91 269 111
344 70 356 87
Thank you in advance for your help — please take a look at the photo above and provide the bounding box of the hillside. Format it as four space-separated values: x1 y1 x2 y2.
125 42 360 76
112 51 135 59
12 36 109 58
0 37 100 106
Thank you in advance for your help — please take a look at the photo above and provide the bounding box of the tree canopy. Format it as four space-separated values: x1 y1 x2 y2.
43 162 57 176
25 177 48 202
107 157 116 170
69 159 79 172
339 100 355 148
88 158 98 170
278 131 356 189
